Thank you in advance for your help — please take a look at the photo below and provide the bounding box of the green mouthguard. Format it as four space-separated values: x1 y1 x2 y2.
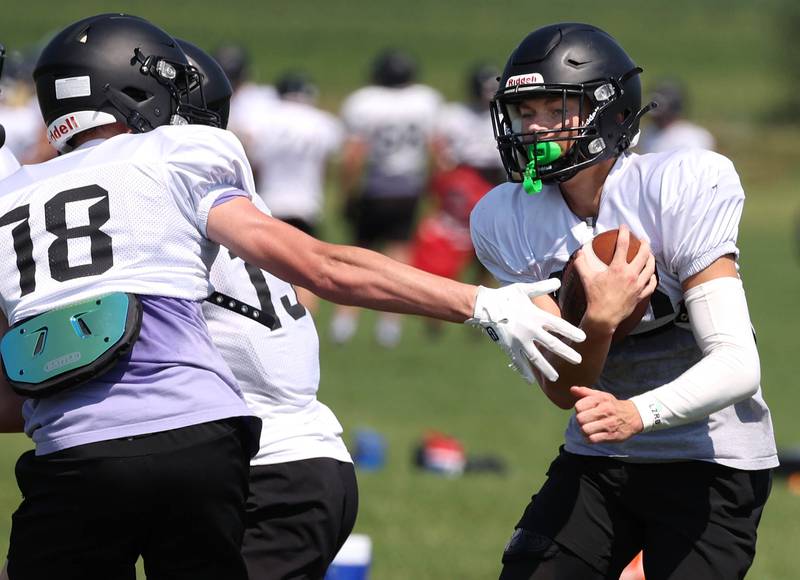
522 142 562 194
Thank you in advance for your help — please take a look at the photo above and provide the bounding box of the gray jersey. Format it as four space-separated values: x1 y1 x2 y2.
470 148 777 470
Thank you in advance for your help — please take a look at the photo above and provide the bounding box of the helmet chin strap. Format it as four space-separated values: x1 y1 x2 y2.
522 142 562 194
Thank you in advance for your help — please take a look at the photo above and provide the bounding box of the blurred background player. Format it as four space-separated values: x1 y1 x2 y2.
431 62 505 183
247 70 343 312
330 48 443 348
637 78 715 153
0 42 55 165
0 43 21 178
212 43 277 155
411 63 505 335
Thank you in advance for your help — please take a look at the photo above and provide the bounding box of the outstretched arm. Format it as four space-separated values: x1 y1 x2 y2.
207 197 586 380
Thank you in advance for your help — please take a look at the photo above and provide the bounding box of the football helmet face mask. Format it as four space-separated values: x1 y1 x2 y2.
491 23 654 191
34 13 214 151
177 39 230 129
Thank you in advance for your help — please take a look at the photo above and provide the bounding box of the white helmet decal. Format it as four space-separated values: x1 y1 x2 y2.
47 110 117 152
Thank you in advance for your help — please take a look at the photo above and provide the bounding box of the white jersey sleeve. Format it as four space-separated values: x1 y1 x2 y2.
658 150 743 282
161 125 256 236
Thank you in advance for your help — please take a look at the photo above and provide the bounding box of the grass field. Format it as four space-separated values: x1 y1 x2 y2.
1 1 799 578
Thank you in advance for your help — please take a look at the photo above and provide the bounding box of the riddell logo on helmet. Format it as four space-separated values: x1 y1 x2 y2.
505 73 544 87
48 116 80 144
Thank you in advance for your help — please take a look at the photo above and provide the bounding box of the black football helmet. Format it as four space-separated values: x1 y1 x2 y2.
34 13 210 151
212 44 249 90
276 70 319 104
468 63 500 104
371 48 417 87
491 23 654 190
177 39 231 129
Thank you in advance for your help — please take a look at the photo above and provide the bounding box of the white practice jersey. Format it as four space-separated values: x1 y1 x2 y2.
471 149 776 470
434 102 503 170
204 197 351 466
341 84 443 197
227 83 279 145
0 125 254 324
0 146 20 180
638 120 715 154
249 100 343 222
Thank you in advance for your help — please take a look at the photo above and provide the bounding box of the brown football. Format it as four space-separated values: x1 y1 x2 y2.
558 228 649 342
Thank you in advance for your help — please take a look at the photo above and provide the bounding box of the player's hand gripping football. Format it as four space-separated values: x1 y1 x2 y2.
572 225 657 334
467 280 586 383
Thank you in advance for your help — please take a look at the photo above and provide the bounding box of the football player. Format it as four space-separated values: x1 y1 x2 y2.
432 62 506 182
411 64 506 301
179 39 354 579
470 22 777 579
0 13 587 580
331 48 443 347
0 14 262 580
246 70 343 313
638 79 715 154
212 43 278 151
0 43 21 178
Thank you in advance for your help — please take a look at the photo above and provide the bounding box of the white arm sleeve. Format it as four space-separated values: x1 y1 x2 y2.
630 276 760 431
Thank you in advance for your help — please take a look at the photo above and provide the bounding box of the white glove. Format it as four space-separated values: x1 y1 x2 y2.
466 280 586 383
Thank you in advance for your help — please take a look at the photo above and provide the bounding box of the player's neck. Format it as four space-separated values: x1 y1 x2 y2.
558 158 615 220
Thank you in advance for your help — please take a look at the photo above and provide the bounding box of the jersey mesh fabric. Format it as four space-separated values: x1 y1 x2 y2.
0 125 253 324
0 126 259 455
205 196 350 466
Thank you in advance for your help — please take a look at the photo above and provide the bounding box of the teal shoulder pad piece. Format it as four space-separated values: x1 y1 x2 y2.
1 293 142 398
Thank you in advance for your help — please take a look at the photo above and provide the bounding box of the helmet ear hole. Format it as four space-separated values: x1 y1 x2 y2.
121 87 150 103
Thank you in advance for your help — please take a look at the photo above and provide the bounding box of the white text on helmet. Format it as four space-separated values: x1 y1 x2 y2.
48 115 80 145
505 73 544 88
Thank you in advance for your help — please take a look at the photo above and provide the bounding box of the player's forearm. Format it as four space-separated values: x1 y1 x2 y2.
539 319 612 408
312 242 477 322
631 277 759 430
